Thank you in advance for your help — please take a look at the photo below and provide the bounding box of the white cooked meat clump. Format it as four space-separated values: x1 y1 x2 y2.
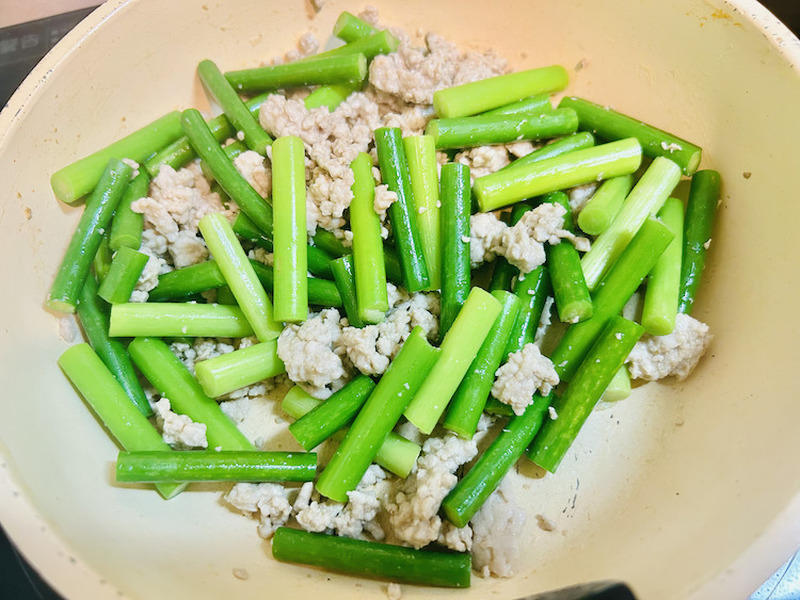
626 313 712 381
277 308 349 398
470 205 590 274
339 285 440 376
385 433 477 550
471 477 527 578
152 398 207 449
224 483 293 538
492 343 560 416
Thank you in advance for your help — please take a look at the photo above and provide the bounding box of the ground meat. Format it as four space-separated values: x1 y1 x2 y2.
233 150 271 198
455 145 511 180
492 343 559 415
471 478 526 578
626 313 712 381
469 212 507 267
152 398 207 449
224 483 293 538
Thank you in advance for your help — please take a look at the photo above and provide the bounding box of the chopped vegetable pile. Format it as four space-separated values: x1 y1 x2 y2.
47 6 718 591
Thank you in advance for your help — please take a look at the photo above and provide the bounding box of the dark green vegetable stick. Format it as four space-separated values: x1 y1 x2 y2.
527 316 645 471
498 131 596 175
197 59 273 153
481 94 552 116
330 254 365 328
442 392 554 527
439 162 471 339
426 109 579 150
225 53 368 93
316 327 440 502
559 95 703 175
289 375 376 450
549 217 674 381
109 170 149 251
505 265 551 355
75 275 151 416
116 450 316 483
97 246 149 305
332 11 379 42
678 169 721 314
47 158 133 313
272 527 471 588
375 127 430 292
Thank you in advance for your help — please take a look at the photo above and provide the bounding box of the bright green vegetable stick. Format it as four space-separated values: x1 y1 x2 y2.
481 94 552 116
439 162 471 339
543 191 593 324
349 152 388 323
288 375 376 450
76 276 151 416
403 135 442 290
315 30 400 60
375 127 430 292
58 343 184 499
316 327 440 501
499 131 596 175
281 385 420 478
116 451 315 483
527 316 645 471
442 392 554 527
109 302 254 338
109 170 148 251
550 217 674 381
426 109 579 150
433 65 568 118
474 138 643 212
331 254 366 329
97 246 149 304
678 169 721 314
128 337 254 451
197 59 273 154
576 174 634 236
198 212 282 340
92 231 113 281
559 96 703 175
270 136 308 323
581 156 682 291
225 53 368 93
47 158 133 313
180 108 273 236
50 111 182 205
641 197 684 335
195 339 285 398
272 527 471 588
304 83 359 111
144 94 268 176
600 365 632 403
332 11 379 42
443 290 522 439
404 287 502 435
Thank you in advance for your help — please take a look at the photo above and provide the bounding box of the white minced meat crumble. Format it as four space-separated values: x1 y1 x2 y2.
626 313 713 381
492 343 560 415
470 205 590 273
109 8 715 585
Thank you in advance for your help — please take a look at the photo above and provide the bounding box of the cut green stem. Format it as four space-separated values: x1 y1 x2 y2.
404 287 502 435
349 152 389 323
331 254 365 329
128 337 254 450
97 246 149 304
581 156 682 291
116 450 315 483
527 316 645 471
316 327 440 501
51 111 182 205
332 11 379 42
678 169 721 314
58 343 184 499
195 339 285 398
225 53 368 93
198 212 282 339
109 302 254 338
505 265 551 355
47 158 133 313
475 138 642 212
433 65 568 118
559 96 702 175
272 527 471 588
439 162 471 339
641 197 684 335
576 174 634 236
109 170 149 251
